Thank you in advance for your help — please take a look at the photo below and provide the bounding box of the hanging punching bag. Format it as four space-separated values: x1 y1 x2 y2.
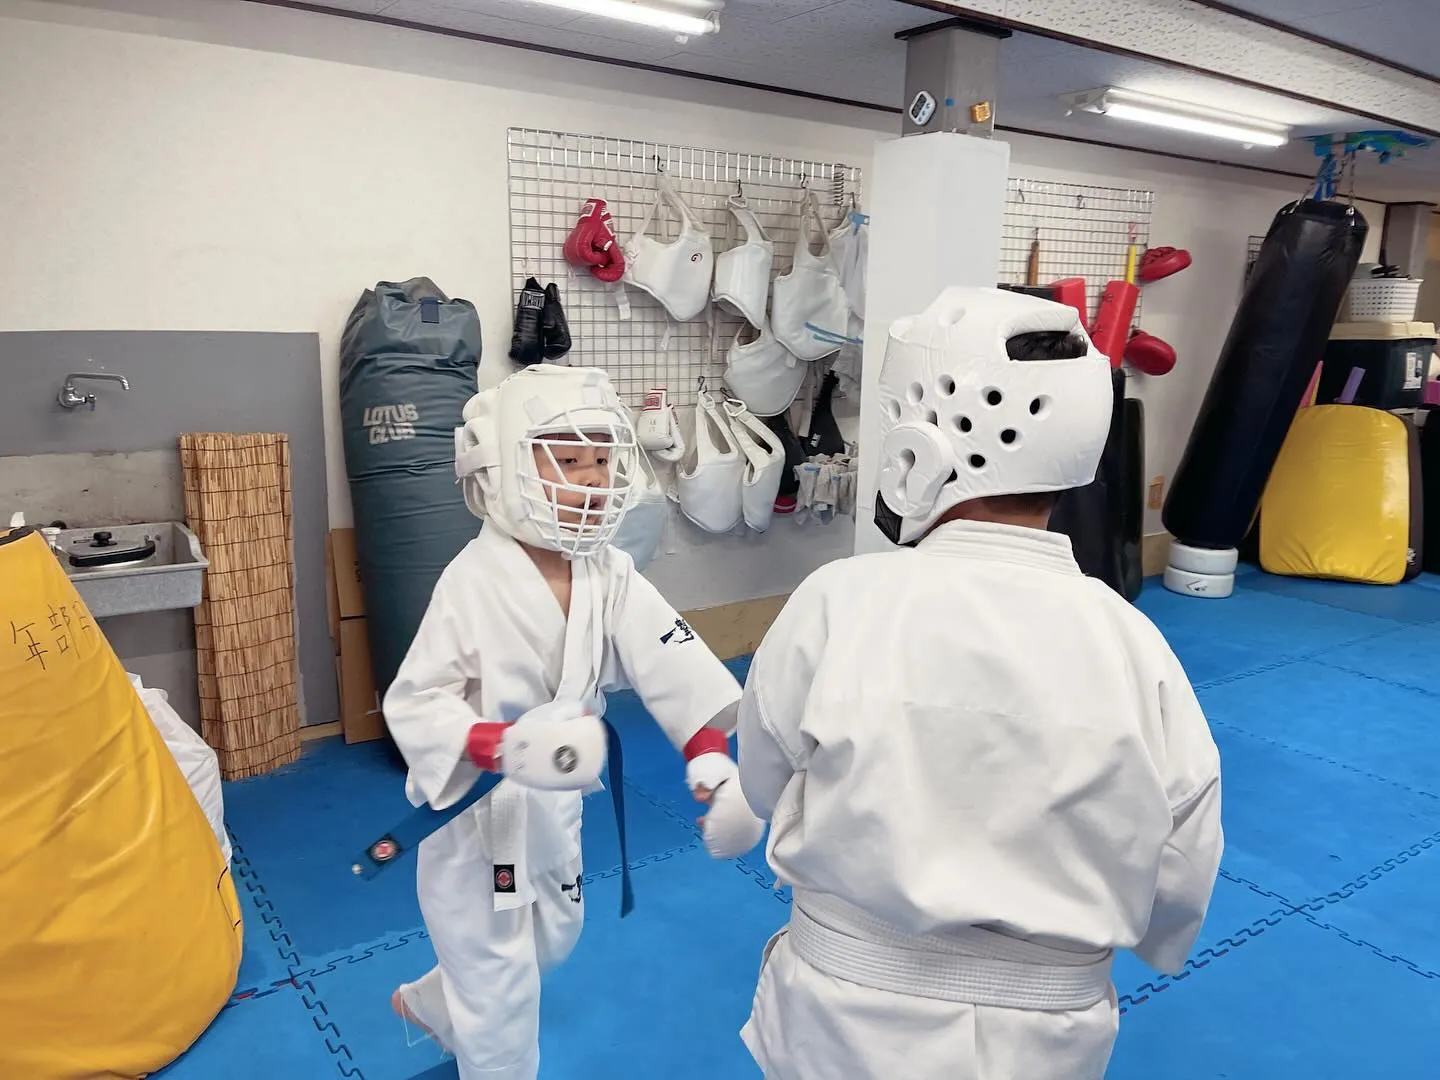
340 279 481 738
1051 369 1130 597
1163 200 1366 551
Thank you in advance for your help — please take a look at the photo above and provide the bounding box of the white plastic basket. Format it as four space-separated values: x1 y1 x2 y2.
1346 277 1423 321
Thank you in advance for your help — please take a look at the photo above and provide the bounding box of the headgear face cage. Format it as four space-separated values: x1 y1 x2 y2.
454 366 639 559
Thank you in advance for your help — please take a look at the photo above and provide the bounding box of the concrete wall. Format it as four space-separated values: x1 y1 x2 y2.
0 331 331 729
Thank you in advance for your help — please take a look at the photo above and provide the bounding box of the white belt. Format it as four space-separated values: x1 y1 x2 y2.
788 890 1113 1012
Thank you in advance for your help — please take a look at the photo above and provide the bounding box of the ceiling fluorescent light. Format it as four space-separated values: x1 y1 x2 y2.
1063 87 1290 148
520 0 720 36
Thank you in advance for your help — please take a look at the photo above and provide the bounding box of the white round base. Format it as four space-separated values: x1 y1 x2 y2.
1163 564 1236 599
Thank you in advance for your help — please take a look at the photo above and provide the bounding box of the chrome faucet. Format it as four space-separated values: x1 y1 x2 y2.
58 371 131 411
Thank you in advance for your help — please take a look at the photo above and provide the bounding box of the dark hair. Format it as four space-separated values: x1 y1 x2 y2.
1006 331 1090 363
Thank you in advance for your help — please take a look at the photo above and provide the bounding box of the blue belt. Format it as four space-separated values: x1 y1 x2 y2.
352 719 634 917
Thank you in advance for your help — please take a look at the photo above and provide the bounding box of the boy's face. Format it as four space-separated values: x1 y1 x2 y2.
533 432 613 525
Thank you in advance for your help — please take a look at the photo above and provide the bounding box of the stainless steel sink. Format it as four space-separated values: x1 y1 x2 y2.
54 522 208 618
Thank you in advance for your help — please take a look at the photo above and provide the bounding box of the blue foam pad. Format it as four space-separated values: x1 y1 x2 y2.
225 732 700 966
1202 661 1440 797
1301 838 1440 978
1242 571 1440 624
225 740 423 961
1315 623 1440 700
154 985 344 1079
1134 581 1397 687
302 929 457 1080
1110 872 1293 1001
1107 916 1440 1078
303 848 785 1080
541 848 785 1079
230 857 301 995
1203 724 1440 904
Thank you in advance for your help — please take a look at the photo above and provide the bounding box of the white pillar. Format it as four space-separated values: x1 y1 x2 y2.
854 131 1011 556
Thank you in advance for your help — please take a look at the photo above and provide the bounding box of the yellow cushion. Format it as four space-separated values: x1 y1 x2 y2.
0 530 242 1079
1260 405 1412 584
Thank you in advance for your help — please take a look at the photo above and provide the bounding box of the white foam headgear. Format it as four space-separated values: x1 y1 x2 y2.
873 286 1112 546
454 365 638 558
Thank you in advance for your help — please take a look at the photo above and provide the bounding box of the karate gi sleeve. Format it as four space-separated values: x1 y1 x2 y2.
382 562 488 811
737 576 828 821
603 555 742 753
1134 650 1224 975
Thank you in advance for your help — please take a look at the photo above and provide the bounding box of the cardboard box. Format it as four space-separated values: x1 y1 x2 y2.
338 617 384 744
323 536 341 647
327 528 366 620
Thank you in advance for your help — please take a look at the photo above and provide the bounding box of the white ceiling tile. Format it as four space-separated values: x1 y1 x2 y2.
384 0 580 32
290 0 1440 200
1183 0 1436 76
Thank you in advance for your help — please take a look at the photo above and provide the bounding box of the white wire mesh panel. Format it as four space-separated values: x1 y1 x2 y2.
507 128 862 407
999 179 1155 323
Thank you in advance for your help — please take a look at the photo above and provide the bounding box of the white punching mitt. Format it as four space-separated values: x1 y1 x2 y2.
687 752 764 860
467 700 607 792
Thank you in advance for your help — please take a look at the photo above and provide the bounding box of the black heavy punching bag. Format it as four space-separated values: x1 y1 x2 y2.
340 279 481 744
1163 200 1367 551
1051 370 1126 594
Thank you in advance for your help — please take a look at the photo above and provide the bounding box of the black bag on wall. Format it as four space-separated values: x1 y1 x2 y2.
1162 199 1367 551
340 279 481 728
1051 370 1143 600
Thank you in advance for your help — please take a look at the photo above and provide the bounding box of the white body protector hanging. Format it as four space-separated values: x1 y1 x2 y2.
771 191 850 362
677 389 745 533
623 173 714 323
723 321 807 418
724 398 788 533
827 205 869 399
610 447 670 571
712 195 774 328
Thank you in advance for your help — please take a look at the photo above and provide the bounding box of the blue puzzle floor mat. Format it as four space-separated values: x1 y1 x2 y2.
160 574 1440 1079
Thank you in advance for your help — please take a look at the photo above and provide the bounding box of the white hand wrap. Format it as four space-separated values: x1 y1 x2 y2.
687 752 764 860
502 702 607 792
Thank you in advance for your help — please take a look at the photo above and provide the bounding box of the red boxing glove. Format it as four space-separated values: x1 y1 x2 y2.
1137 246 1192 283
1125 330 1177 376
591 241 627 283
564 199 625 282
466 721 507 772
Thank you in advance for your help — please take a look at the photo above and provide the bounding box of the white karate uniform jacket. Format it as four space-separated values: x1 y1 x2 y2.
382 525 741 1080
737 520 1222 1080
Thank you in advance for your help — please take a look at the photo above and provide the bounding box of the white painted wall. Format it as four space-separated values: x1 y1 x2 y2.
853 132 1011 556
0 0 1386 608
0 0 888 610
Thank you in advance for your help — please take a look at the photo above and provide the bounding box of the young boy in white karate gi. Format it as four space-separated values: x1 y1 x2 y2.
737 287 1223 1080
382 364 763 1080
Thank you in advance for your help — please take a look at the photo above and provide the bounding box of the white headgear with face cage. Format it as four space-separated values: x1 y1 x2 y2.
874 286 1112 546
454 365 638 559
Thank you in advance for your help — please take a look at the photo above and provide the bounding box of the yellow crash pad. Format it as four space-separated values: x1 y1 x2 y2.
0 529 242 1079
1261 405 1415 584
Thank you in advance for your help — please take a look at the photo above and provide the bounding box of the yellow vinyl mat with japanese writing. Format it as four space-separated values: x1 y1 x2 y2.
0 529 242 1079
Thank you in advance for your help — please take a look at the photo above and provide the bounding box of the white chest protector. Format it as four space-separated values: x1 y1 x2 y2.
772 191 850 361
610 446 670 571
712 195 774 328
723 321 807 418
827 210 869 320
677 391 744 533
723 399 788 533
623 174 714 323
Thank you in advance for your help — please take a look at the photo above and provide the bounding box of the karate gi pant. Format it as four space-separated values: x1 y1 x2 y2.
406 797 585 1080
741 931 1119 1080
